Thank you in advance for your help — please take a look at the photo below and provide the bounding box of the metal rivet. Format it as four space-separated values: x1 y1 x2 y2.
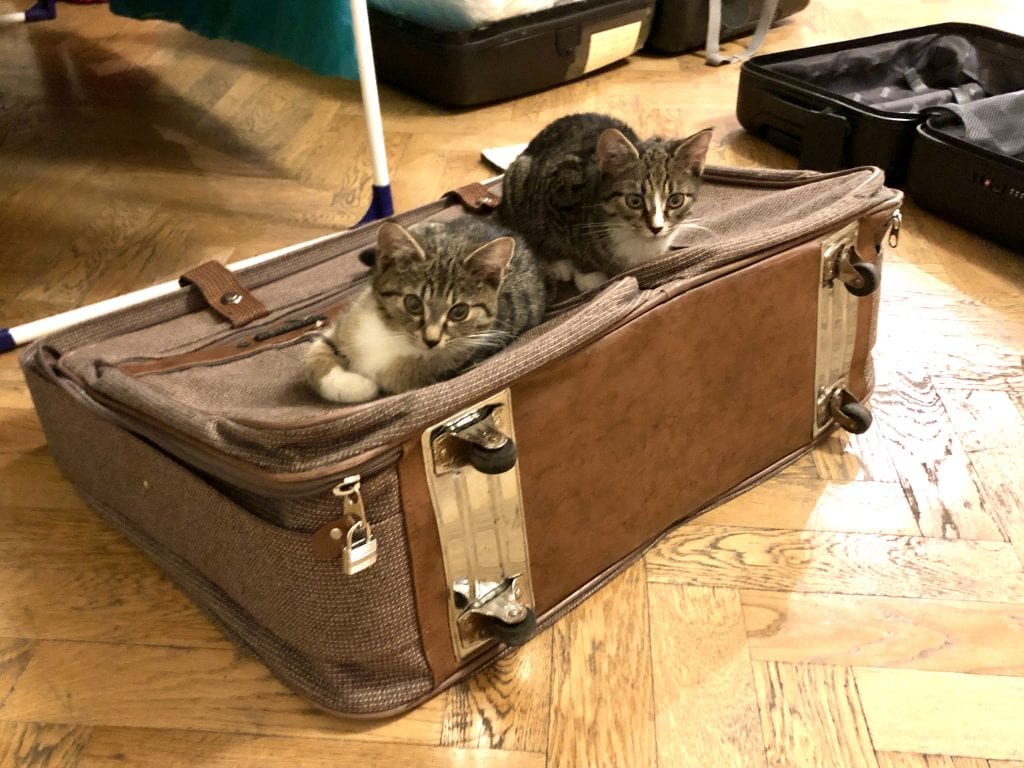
221 292 243 305
329 527 343 541
142 480 150 490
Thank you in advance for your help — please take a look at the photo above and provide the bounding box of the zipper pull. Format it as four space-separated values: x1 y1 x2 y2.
311 475 378 575
887 209 902 248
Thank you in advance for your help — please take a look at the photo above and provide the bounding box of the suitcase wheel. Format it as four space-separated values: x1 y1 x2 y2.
481 607 537 647
829 389 873 435
468 439 518 475
843 261 879 297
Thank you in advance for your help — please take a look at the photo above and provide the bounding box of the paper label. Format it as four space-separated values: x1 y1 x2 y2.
584 21 642 74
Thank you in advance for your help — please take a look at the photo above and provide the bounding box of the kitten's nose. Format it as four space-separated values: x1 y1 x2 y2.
648 224 664 235
424 338 440 348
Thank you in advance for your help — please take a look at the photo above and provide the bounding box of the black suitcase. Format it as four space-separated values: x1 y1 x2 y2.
368 0 655 108
735 22 1024 249
645 0 808 55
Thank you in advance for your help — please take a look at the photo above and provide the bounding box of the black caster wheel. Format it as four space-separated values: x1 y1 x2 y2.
844 261 879 297
468 439 518 474
481 608 537 647
838 401 873 434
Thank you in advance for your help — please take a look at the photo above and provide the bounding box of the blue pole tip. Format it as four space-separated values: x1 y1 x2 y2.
0 329 16 354
357 185 395 226
25 0 56 22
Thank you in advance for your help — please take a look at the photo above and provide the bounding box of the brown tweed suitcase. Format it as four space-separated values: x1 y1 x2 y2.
20 164 902 718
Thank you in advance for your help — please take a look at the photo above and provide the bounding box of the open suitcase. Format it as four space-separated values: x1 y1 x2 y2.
20 164 901 718
736 23 1024 250
368 0 655 108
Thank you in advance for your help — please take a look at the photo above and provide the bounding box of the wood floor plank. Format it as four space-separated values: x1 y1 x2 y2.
753 662 877 768
696 477 918 536
0 722 91 768
440 630 551 752
79 727 544 768
646 525 1024 602
875 755 929 768
741 591 1024 676
0 409 46 456
546 562 657 768
648 584 766 768
856 668 1024 760
941 389 1024 565
876 756 991 768
864 375 1006 541
0 563 229 648
0 639 36 709
0 640 443 744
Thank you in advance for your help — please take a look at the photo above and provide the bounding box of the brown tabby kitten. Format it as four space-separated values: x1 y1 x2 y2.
306 219 545 403
500 113 713 293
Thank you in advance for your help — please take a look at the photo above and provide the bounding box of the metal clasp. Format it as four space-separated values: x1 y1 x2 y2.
332 476 378 576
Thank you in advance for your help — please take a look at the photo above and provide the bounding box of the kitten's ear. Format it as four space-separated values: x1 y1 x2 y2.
377 221 426 271
670 128 714 177
596 128 640 176
464 237 515 288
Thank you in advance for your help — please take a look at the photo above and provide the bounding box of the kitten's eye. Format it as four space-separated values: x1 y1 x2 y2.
667 192 688 209
623 193 644 210
447 303 469 322
403 295 423 314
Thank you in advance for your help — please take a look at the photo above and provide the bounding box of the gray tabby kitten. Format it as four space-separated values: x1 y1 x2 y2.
306 218 545 403
500 113 713 293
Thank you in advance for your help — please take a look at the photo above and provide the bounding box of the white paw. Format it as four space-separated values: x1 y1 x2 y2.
548 259 574 283
317 368 379 403
573 270 608 293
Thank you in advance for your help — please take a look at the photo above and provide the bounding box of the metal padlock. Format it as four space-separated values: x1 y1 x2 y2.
341 520 378 576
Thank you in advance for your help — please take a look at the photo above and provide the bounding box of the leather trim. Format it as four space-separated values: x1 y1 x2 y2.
445 181 502 212
397 437 459 686
119 303 350 377
180 261 270 328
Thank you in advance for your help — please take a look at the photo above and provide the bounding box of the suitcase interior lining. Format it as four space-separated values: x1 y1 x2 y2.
764 31 1024 159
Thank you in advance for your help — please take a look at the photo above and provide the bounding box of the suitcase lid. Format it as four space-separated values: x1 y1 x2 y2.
26 165 901 494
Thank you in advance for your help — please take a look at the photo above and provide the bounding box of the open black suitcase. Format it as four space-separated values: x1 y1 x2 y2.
21 165 901 718
736 23 1024 250
369 0 655 107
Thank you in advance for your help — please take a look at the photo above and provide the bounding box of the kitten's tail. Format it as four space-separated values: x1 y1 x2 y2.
305 334 379 404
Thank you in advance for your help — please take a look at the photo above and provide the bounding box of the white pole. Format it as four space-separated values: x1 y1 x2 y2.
350 0 389 188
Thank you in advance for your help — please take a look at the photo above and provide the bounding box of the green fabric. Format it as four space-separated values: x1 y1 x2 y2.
110 0 359 80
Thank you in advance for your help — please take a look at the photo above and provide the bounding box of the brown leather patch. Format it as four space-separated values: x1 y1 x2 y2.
180 261 270 328
446 182 501 212
510 240 822 614
397 436 460 686
311 517 352 560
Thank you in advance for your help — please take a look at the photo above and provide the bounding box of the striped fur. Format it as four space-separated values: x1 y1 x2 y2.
500 113 712 292
306 219 545 402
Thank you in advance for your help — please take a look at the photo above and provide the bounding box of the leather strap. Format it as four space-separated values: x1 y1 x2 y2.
179 261 270 328
446 182 501 212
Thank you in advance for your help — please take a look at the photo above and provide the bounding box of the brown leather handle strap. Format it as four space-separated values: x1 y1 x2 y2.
180 261 270 328
446 182 501 212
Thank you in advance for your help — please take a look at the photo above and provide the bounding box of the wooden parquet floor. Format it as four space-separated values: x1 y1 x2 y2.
2 0 1023 765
